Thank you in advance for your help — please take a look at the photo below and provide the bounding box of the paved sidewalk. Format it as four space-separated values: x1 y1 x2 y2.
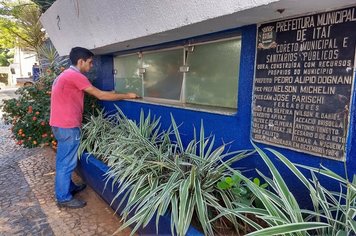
0 88 132 236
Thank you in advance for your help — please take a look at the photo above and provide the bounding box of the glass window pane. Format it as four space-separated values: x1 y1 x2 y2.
114 54 142 96
143 49 183 100
185 38 241 109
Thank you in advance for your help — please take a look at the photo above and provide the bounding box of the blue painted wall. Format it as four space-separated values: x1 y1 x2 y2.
93 24 356 205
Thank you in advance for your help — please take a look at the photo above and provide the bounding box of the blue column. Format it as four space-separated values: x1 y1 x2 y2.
93 55 114 91
346 69 356 178
236 24 257 148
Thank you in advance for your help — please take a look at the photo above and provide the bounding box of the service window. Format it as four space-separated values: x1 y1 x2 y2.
113 36 241 112
185 38 241 109
114 54 143 96
142 48 183 100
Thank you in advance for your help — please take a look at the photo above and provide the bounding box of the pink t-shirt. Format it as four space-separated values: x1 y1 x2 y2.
50 67 92 128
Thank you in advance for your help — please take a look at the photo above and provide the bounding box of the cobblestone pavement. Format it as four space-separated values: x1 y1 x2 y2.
0 87 132 236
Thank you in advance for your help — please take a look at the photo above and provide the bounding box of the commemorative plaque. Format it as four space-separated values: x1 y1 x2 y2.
251 6 356 160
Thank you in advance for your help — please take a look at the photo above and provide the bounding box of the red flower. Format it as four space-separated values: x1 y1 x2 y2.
32 117 37 121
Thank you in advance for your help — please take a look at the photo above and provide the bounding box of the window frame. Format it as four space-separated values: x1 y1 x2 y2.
182 36 241 109
140 46 185 101
113 33 242 115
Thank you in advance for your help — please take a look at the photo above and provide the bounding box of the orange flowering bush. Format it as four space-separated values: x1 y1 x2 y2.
1 66 98 149
1 68 58 148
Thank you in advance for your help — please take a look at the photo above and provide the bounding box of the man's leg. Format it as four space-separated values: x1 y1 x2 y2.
52 127 85 207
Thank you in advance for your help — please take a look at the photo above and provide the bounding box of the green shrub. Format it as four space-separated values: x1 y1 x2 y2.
79 108 257 236
1 69 57 148
217 173 268 207
80 107 356 236
218 144 356 236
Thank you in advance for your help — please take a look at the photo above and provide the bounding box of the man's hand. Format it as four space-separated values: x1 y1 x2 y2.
85 86 141 101
125 92 140 99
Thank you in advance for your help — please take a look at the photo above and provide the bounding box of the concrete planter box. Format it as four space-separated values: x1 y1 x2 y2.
77 153 203 236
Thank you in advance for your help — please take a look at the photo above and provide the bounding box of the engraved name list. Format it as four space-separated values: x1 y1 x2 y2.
252 7 356 160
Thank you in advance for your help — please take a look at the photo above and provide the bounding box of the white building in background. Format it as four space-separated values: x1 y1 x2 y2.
10 47 37 84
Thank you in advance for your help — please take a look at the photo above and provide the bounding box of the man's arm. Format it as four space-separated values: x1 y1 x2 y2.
84 86 139 101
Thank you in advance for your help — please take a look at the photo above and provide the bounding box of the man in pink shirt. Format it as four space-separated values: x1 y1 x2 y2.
50 47 139 208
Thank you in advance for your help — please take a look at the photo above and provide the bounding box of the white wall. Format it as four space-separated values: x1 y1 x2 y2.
11 47 37 79
40 0 356 56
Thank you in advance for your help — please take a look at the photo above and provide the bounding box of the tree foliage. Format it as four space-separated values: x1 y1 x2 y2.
0 48 13 66
0 0 45 52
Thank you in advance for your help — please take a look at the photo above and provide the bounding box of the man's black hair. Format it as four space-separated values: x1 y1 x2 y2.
69 47 94 65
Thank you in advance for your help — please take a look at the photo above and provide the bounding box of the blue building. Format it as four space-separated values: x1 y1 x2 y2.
41 1 356 202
